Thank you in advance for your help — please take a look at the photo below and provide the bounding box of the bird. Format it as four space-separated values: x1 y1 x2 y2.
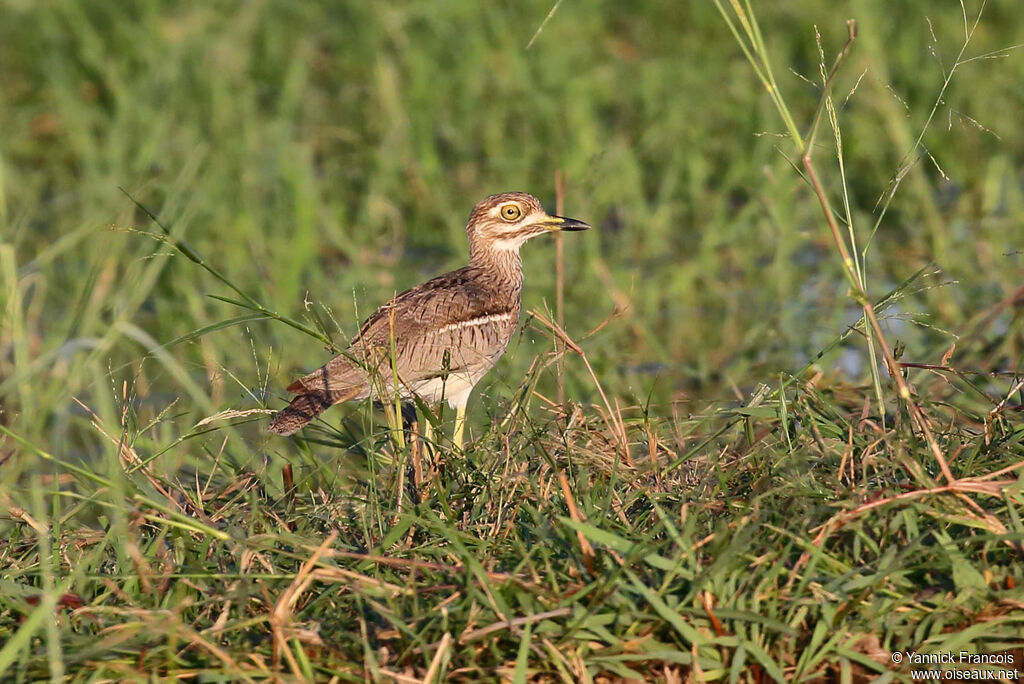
268 191 590 448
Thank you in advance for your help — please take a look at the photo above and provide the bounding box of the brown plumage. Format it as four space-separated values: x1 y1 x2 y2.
268 192 589 440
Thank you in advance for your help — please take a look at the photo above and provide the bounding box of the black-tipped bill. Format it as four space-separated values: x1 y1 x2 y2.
543 215 590 232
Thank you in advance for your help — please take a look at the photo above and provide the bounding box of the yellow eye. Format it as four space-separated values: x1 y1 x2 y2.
500 204 522 222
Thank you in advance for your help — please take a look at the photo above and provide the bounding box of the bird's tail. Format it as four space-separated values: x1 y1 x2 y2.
268 391 337 436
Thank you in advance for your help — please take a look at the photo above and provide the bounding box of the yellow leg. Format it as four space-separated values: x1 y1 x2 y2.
453 404 466 451
422 415 434 447
411 413 432 498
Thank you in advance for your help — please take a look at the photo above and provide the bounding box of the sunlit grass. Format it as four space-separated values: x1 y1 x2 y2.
1 0 1023 680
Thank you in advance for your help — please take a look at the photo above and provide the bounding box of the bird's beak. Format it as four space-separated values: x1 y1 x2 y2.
542 215 590 232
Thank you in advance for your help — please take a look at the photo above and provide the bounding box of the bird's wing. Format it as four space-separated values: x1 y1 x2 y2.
287 268 517 395
353 269 517 379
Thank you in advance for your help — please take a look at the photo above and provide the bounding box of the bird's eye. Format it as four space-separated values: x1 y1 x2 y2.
500 204 522 222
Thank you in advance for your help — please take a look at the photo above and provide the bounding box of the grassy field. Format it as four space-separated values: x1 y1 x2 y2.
2 0 1024 681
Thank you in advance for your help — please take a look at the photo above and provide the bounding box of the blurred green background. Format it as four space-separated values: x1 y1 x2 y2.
2 2 1024 679
1 0 1022 452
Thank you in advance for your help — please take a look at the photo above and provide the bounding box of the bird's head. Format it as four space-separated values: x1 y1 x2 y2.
466 192 589 253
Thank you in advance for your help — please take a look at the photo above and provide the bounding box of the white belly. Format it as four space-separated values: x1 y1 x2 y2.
409 371 482 409
365 361 497 410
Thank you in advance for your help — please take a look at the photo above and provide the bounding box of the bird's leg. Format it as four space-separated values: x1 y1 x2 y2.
400 402 423 504
422 416 435 446
401 401 418 446
418 409 439 498
453 404 467 451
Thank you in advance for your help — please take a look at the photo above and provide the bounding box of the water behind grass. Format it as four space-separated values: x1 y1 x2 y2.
1 1 1023 679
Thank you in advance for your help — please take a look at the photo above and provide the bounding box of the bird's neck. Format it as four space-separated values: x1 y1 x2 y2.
468 242 524 301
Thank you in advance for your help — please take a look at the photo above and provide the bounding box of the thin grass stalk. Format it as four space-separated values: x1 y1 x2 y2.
712 0 804 148
530 309 630 461
386 304 406 452
873 0 988 229
801 153 953 483
121 189 338 351
715 7 954 482
822 50 886 415
554 170 567 406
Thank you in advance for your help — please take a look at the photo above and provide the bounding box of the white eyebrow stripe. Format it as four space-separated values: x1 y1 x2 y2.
437 312 515 333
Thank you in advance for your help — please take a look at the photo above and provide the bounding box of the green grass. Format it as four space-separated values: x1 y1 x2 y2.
2 0 1024 680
